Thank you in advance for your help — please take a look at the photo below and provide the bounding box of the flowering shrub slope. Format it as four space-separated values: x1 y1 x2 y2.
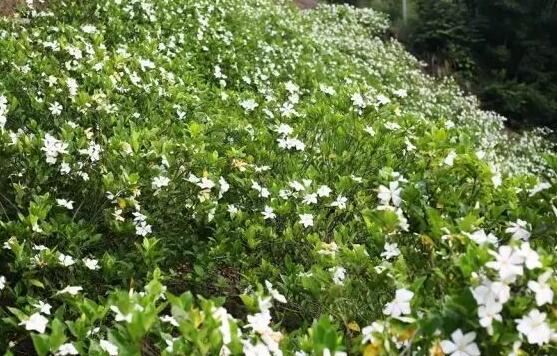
1 0 557 355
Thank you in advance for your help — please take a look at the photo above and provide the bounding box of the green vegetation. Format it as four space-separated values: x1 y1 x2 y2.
327 0 557 130
0 0 556 355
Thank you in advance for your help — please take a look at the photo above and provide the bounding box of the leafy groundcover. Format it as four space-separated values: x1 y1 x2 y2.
1 0 557 355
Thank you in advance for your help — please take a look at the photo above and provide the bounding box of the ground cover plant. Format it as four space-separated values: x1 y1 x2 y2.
1 0 557 355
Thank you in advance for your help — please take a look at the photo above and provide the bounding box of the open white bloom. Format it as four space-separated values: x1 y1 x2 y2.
383 288 413 317
239 99 259 112
262 206 276 220
528 271 554 306
330 195 347 209
506 219 530 241
381 242 401 260
471 279 510 306
440 329 480 356
319 84 336 96
486 245 524 282
377 181 402 207
197 177 215 190
361 321 385 344
20 313 48 333
478 301 502 334
99 340 119 355
443 151 457 166
0 275 5 290
56 199 74 210
517 242 542 270
465 229 497 246
351 92 366 108
58 253 76 267
83 257 100 270
42 134 69 164
289 181 305 192
49 101 63 116
298 213 314 228
329 266 346 285
516 309 552 345
212 307 233 345
303 193 318 205
160 314 179 327
32 300 52 315
152 175 170 189
265 280 287 303
111 306 132 323
56 343 78 355
57 286 83 295
316 185 332 197
0 94 8 130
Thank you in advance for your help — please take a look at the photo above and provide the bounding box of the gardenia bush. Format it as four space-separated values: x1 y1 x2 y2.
1 0 557 355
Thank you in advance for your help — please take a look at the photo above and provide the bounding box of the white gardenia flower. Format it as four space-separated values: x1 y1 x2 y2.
377 181 402 207
440 329 480 356
478 301 503 333
56 199 74 210
443 150 457 166
160 314 179 327
329 266 346 285
486 245 524 282
261 206 276 220
99 339 119 355
83 257 100 270
465 229 498 246
20 312 49 333
56 343 78 355
197 177 215 190
298 213 314 228
57 286 83 295
49 101 63 116
383 288 413 317
276 123 293 136
302 193 318 205
516 309 552 345
58 253 76 267
471 279 510 306
330 195 348 209
152 175 170 189
517 242 542 270
239 99 259 112
361 321 385 344
505 219 530 241
364 126 376 136
289 181 305 192
381 242 401 260
528 271 554 306
351 92 366 108
316 185 332 197
319 84 336 96
265 280 287 303
32 300 52 315
0 275 5 290
111 306 132 323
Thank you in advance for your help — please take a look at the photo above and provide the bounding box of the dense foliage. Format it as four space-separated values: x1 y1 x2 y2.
1 0 557 355
328 0 557 130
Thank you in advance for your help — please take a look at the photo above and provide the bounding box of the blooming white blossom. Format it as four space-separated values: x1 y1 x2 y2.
56 343 79 355
330 195 348 209
0 95 7 130
265 280 287 303
32 300 52 315
517 242 542 270
42 134 69 164
20 313 48 333
471 279 510 306
377 181 402 207
478 301 502 334
505 220 531 241
319 84 336 95
56 199 74 210
57 285 83 295
239 99 259 112
262 206 276 220
58 253 76 267
440 329 480 356
351 92 366 108
361 321 385 344
486 245 524 282
329 266 346 285
383 288 413 317
302 193 318 205
0 275 6 290
443 151 457 166
49 101 63 116
381 242 401 260
152 175 170 189
516 309 552 345
465 229 498 246
111 306 132 323
527 271 554 306
99 340 119 355
316 185 332 197
298 213 314 228
83 258 100 270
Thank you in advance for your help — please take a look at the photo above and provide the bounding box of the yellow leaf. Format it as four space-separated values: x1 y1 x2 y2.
347 321 360 332
117 198 126 209
363 343 381 356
